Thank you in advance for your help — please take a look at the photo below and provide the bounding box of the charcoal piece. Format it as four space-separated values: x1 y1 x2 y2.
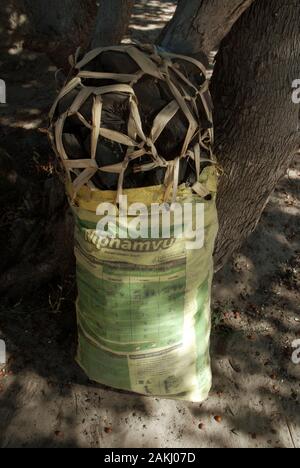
62 133 87 160
78 126 91 145
82 78 118 88
57 89 79 116
74 95 94 123
62 116 90 144
175 58 207 89
83 135 126 166
102 93 130 106
133 76 168 134
139 98 167 136
101 108 126 130
83 136 125 190
157 81 174 102
92 171 119 191
155 110 189 160
61 116 76 134
58 92 93 129
179 158 189 185
146 160 188 187
133 76 162 107
83 50 140 77
100 51 140 75
147 167 166 187
123 164 147 189
101 93 130 132
141 158 188 188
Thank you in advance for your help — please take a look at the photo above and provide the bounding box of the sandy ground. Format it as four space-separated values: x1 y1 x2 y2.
0 1 300 448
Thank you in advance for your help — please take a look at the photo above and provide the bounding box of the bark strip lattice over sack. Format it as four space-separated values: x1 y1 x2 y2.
48 43 216 203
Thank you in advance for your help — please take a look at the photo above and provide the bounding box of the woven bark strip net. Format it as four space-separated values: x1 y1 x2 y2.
49 43 216 203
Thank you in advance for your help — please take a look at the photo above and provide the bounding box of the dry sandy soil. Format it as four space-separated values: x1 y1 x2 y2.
0 0 299 448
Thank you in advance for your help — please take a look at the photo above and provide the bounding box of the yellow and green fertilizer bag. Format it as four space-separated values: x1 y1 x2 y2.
49 44 219 402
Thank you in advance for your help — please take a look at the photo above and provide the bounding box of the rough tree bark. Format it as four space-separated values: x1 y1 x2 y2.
160 0 300 270
15 0 98 70
158 0 256 56
14 0 134 70
91 0 135 48
0 149 75 298
212 0 300 269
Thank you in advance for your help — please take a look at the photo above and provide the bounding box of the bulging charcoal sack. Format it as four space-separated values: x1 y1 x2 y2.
49 43 215 196
49 44 219 402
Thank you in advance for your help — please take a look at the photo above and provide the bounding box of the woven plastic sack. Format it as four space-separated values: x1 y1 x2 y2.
48 44 219 402
71 166 218 402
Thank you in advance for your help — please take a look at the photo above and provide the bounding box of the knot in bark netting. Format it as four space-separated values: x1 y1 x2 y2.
48 43 216 203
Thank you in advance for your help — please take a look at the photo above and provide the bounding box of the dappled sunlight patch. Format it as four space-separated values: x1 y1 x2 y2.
129 0 176 41
0 115 43 130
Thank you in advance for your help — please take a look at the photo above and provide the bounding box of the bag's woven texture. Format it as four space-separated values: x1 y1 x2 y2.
49 43 216 203
72 167 218 402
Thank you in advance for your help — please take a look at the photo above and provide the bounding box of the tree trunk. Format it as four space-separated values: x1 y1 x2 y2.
91 0 134 48
158 0 255 56
160 0 300 270
15 0 134 69
15 0 98 70
211 0 300 269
